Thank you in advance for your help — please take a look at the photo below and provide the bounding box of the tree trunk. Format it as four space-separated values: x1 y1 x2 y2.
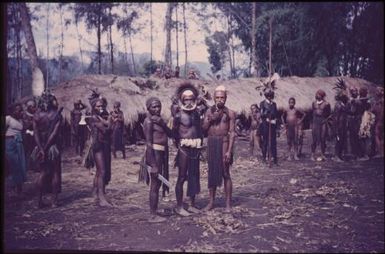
75 17 84 73
108 7 114 74
183 3 188 77
175 3 179 67
150 3 153 64
268 17 273 79
97 11 102 74
18 2 44 96
164 3 173 68
251 2 257 77
59 4 64 82
46 3 50 89
227 15 233 78
129 33 136 75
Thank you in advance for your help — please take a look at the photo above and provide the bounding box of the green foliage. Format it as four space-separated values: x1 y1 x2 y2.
205 31 230 74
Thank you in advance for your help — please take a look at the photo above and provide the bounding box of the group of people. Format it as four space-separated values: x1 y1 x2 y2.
152 66 200 80
248 84 384 165
141 82 235 222
4 78 383 224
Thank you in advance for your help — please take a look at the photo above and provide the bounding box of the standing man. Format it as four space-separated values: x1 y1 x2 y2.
249 104 262 161
32 91 63 208
23 99 38 171
311 89 331 161
173 82 203 216
372 87 384 158
259 89 279 165
202 85 236 213
143 97 173 222
71 100 86 155
111 101 126 159
5 103 27 196
332 91 349 162
84 91 113 207
346 87 361 160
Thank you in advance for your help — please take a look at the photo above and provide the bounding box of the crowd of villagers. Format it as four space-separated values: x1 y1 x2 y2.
4 77 384 223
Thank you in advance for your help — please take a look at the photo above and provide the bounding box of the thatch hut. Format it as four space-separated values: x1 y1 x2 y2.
19 74 379 141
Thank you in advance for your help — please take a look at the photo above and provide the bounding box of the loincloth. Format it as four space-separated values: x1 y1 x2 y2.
176 146 200 197
84 141 111 185
207 136 233 188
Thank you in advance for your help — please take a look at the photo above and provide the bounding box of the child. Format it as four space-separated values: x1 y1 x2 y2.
281 97 306 160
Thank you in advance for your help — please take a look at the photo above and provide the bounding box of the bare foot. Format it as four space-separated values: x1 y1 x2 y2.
225 207 232 213
174 207 191 217
99 198 113 207
187 206 201 214
311 155 316 161
294 155 300 161
287 155 292 161
148 215 167 223
203 203 214 212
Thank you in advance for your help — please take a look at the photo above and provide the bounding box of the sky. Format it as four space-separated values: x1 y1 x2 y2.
28 3 214 64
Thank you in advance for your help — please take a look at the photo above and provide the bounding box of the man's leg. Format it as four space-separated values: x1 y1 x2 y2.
37 163 47 208
52 159 61 207
149 172 166 222
174 151 190 216
94 152 112 207
271 125 277 164
249 130 254 160
320 124 327 160
223 165 232 212
203 187 216 211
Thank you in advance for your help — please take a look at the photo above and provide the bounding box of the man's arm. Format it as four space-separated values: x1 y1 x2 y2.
225 110 236 164
298 109 306 124
43 118 62 152
33 114 44 152
202 110 212 132
144 118 158 173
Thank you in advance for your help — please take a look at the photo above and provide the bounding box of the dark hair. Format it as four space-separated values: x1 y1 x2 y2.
7 102 23 115
289 97 296 103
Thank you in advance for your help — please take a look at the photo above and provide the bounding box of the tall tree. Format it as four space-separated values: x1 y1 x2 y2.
251 2 257 77
117 3 140 76
74 3 111 74
182 3 188 77
18 2 45 97
45 3 50 88
164 3 173 68
175 3 179 68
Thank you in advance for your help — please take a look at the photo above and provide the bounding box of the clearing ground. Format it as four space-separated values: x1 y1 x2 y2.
4 130 384 253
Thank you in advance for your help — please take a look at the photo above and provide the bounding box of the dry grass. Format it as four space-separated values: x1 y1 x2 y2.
40 75 378 125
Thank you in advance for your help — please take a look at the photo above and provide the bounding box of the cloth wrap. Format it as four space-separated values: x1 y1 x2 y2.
175 144 201 197
139 145 169 195
5 133 27 186
207 136 233 188
84 139 112 185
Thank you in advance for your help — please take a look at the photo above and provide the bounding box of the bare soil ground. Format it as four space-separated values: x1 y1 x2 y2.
4 130 384 253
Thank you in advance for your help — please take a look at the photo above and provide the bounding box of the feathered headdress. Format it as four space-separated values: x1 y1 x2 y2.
255 73 279 97
37 89 56 111
333 78 348 101
174 81 199 101
88 88 102 108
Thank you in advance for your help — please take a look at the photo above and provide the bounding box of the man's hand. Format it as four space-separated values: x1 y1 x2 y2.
37 149 45 162
211 111 221 122
224 151 232 164
151 115 165 127
150 166 159 177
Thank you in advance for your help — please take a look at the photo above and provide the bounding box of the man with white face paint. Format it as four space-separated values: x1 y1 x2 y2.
172 82 203 216
202 85 236 213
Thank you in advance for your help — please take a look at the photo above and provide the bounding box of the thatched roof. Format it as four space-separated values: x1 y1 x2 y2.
35 74 379 125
